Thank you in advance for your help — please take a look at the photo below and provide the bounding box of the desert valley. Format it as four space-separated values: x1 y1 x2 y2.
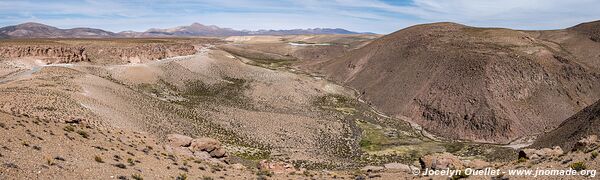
0 9 600 180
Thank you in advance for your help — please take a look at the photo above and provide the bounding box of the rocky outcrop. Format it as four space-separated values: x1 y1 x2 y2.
164 134 227 161
419 152 494 171
0 45 88 63
85 43 196 64
0 43 196 64
167 134 193 147
573 135 599 152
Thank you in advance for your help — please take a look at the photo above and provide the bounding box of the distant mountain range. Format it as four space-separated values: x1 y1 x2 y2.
0 22 116 38
0 22 371 38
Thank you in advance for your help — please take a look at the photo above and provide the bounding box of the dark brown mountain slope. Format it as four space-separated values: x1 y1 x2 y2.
569 20 600 42
316 22 600 144
531 99 600 151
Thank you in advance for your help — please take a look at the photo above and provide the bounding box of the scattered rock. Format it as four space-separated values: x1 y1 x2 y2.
465 159 490 170
2 163 18 169
165 136 227 161
65 118 83 124
54 156 66 161
574 135 598 152
258 160 297 174
519 146 563 160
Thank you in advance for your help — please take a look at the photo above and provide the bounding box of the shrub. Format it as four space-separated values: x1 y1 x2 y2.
517 157 527 163
176 174 188 180
131 174 143 180
94 156 104 163
47 159 55 166
256 170 273 177
77 130 89 138
570 162 587 171
592 151 598 159
63 126 75 132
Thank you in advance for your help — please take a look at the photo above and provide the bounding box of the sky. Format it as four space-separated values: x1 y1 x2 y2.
0 0 599 34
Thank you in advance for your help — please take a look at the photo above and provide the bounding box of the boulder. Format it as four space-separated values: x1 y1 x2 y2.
574 135 599 151
209 148 227 158
420 152 464 170
190 138 221 152
167 134 193 147
164 145 194 157
232 163 246 170
519 146 563 160
193 151 212 160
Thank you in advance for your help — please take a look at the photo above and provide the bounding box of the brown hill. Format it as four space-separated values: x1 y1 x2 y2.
0 22 116 38
531 99 600 151
316 21 600 143
569 20 600 42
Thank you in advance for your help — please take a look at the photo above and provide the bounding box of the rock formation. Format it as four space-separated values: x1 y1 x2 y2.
0 43 197 64
165 134 228 161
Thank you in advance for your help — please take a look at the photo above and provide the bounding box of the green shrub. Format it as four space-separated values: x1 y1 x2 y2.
127 158 135 166
131 174 143 180
176 174 188 180
63 125 75 132
570 162 587 171
77 130 89 138
94 156 104 163
592 151 598 159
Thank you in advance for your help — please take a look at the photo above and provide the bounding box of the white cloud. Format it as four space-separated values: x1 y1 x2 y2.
0 0 599 33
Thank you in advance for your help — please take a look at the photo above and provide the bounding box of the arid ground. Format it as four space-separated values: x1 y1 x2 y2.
1 22 600 180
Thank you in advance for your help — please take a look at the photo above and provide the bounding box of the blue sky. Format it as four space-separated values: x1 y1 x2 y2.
1 0 599 34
